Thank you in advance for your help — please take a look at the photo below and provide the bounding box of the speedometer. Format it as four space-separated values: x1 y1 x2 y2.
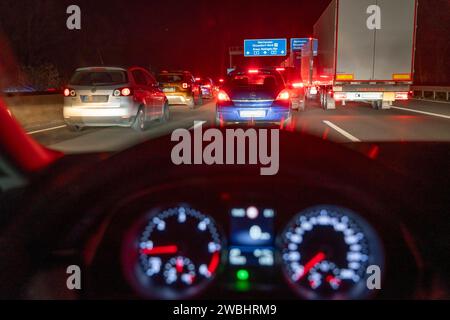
280 206 384 300
122 206 223 299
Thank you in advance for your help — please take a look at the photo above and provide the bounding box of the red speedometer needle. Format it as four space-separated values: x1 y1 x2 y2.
298 251 326 281
141 245 178 255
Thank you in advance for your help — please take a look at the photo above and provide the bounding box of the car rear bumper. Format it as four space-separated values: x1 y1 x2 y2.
216 105 291 123
63 106 137 127
165 93 193 105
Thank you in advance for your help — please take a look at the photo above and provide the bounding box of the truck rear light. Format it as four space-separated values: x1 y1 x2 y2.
182 83 189 89
335 74 354 81
292 82 304 89
113 87 133 97
64 88 76 97
392 74 412 81
333 92 347 100
395 92 409 100
217 90 231 102
276 89 290 101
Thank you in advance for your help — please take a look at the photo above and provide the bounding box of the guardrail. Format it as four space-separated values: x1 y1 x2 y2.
411 85 450 102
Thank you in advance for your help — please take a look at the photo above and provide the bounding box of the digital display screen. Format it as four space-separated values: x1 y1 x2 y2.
229 207 275 267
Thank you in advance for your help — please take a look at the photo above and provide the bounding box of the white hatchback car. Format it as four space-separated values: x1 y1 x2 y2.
63 66 169 131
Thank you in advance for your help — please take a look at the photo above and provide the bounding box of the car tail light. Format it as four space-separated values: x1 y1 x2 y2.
395 92 409 100
195 77 201 81
248 69 259 74
219 79 224 83
182 83 189 89
276 89 290 101
113 87 133 97
217 90 231 102
333 92 347 100
276 67 285 72
64 88 76 97
292 82 304 89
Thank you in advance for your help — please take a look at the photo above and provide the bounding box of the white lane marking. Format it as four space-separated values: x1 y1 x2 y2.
391 106 450 119
323 120 361 142
412 98 450 105
189 121 207 130
28 125 67 135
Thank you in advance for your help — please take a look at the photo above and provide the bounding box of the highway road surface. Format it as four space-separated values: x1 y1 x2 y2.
26 98 450 154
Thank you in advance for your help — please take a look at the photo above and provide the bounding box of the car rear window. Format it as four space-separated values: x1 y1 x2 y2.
69 70 128 86
229 73 282 89
157 74 184 83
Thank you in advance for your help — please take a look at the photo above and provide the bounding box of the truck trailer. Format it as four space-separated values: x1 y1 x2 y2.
301 0 418 110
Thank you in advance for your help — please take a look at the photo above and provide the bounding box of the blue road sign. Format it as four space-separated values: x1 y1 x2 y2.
244 39 287 57
292 38 319 56
291 38 309 52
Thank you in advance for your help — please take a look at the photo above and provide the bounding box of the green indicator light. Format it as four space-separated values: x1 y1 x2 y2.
236 269 250 281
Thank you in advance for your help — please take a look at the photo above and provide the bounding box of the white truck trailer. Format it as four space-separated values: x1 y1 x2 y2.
302 0 418 110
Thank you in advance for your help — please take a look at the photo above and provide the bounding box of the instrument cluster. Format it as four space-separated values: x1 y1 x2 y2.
121 204 385 300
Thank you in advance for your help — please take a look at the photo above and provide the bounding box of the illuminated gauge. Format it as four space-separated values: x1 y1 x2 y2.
280 206 384 300
123 206 223 299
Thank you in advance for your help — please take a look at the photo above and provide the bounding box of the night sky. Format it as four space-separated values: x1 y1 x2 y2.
0 0 449 84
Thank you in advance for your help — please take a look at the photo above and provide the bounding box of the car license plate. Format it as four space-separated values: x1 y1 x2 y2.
81 95 108 103
240 110 266 118
163 87 175 93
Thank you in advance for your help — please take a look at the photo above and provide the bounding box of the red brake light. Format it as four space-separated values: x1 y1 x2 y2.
219 79 224 83
204 84 211 89
276 89 290 101
248 69 259 74
217 90 231 102
113 87 133 97
121 88 132 96
182 83 189 89
276 67 285 72
292 82 304 89
64 88 76 97
195 77 201 81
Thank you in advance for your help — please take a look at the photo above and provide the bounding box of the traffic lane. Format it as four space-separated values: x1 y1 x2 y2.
31 126 101 146
293 101 450 142
45 100 217 153
291 101 362 143
395 99 450 117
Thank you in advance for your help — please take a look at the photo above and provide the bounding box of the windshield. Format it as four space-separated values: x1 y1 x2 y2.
0 0 449 306
69 70 128 86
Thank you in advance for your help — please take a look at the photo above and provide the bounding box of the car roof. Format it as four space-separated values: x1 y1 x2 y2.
75 66 128 72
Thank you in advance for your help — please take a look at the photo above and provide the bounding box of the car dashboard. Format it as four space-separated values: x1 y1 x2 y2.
83 180 420 300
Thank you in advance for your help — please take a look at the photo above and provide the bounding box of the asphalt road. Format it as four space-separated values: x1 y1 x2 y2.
28 98 450 154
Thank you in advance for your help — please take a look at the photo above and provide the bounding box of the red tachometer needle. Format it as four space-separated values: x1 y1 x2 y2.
176 257 184 273
140 245 178 255
297 251 326 281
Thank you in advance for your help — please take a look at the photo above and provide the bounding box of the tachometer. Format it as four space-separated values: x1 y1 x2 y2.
123 206 223 299
280 206 384 300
